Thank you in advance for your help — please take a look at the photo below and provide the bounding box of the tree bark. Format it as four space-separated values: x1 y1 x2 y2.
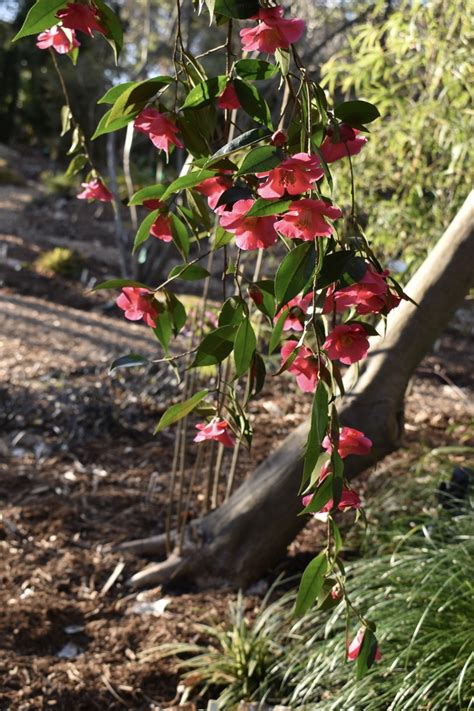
125 192 474 589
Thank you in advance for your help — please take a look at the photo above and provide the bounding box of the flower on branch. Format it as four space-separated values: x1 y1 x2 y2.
348 628 382 662
76 178 113 202
218 82 241 110
36 26 80 54
275 292 314 332
323 265 400 315
323 324 370 365
302 487 361 513
116 287 158 328
281 340 319 393
274 198 342 240
143 199 173 243
320 124 367 164
218 199 277 251
323 427 373 458
134 108 184 157
194 419 235 448
56 2 106 37
240 6 305 54
257 153 323 199
195 175 233 210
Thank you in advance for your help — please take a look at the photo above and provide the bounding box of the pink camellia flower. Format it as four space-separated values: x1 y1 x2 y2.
195 175 233 210
36 25 80 54
323 324 370 365
56 2 106 37
257 153 323 199
77 178 113 202
218 199 277 251
348 628 382 662
323 426 373 459
134 108 184 157
116 287 158 328
323 265 399 316
281 340 319 393
275 292 314 332
270 129 288 147
240 6 305 54
274 198 342 240
319 124 367 164
218 82 241 110
194 419 235 448
142 199 173 243
302 486 361 513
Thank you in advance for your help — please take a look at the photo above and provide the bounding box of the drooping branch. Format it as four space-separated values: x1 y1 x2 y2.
122 192 474 589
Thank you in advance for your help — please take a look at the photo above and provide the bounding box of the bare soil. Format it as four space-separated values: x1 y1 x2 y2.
1 157 473 709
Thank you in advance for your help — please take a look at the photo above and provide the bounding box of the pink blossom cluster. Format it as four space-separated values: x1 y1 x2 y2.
36 2 106 55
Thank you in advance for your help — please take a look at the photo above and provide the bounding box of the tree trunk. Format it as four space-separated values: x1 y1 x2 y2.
123 192 474 589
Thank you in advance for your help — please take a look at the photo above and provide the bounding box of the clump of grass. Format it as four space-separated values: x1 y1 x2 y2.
34 247 83 279
144 449 474 709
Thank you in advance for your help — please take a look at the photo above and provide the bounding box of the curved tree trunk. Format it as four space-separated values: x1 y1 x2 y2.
123 192 474 589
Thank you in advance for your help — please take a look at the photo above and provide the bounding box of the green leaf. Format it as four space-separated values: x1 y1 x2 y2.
60 106 72 136
249 352 266 398
169 214 190 260
65 153 87 177
200 0 216 23
251 280 275 319
300 474 334 515
214 226 234 250
160 170 217 201
275 242 315 307
109 353 149 373
334 100 380 126
98 82 135 105
303 383 329 485
302 452 331 495
153 310 172 353
154 390 209 433
13 0 66 41
234 318 257 377
236 146 280 177
92 108 131 139
219 296 245 327
177 107 214 158
93 278 150 291
268 309 287 354
235 59 278 81
192 325 238 367
234 79 272 128
245 198 291 218
133 209 160 253
214 0 259 18
294 552 328 617
207 127 272 164
168 263 210 281
181 76 227 110
107 77 173 125
356 628 379 680
274 48 291 77
129 184 166 205
94 0 124 62
316 250 366 290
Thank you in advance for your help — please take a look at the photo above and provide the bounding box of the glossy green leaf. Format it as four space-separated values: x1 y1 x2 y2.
249 352 266 398
300 474 334 515
94 0 124 62
154 390 209 433
335 100 380 126
98 82 135 105
251 280 275 319
235 59 279 81
192 325 237 367
207 127 272 164
160 170 216 201
65 154 87 177
268 309 287 354
234 79 272 128
170 214 190 259
235 146 281 177
107 76 173 125
316 250 366 289
92 108 132 139
168 263 210 281
181 76 227 110
234 318 257 377
129 184 166 205
275 242 315 307
294 552 328 617
133 209 160 253
356 627 379 680
93 278 150 291
166 291 187 335
109 353 149 373
153 310 172 353
13 0 66 40
219 296 245 328
213 226 234 250
245 198 291 218
303 383 329 485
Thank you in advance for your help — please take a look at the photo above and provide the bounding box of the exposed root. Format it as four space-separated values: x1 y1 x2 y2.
128 552 189 589
111 532 171 556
